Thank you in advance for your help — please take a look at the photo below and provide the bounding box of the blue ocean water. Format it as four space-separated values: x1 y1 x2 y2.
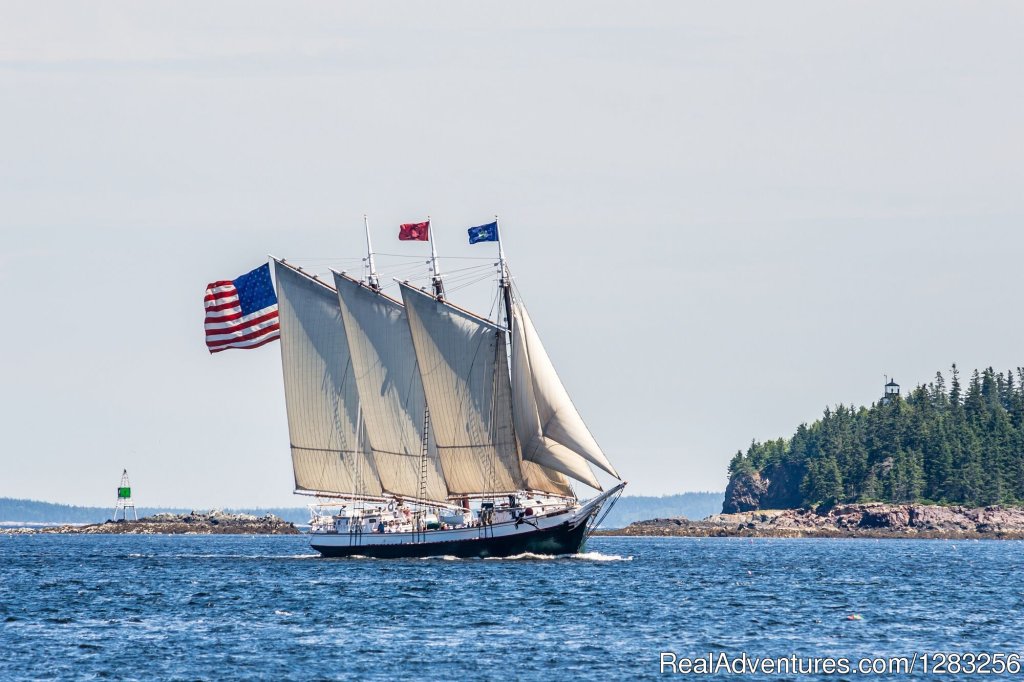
1 535 1022 680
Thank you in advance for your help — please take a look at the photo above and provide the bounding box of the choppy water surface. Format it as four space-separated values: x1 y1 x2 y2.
1 535 1022 680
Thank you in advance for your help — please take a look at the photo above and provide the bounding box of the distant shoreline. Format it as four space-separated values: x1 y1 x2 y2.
2 511 300 536
594 503 1024 540
0 493 724 530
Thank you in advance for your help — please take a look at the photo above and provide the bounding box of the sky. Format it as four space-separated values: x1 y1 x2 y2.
1 2 1022 507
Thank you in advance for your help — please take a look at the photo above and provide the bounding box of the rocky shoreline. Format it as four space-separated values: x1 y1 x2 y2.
1 511 300 535
595 503 1024 539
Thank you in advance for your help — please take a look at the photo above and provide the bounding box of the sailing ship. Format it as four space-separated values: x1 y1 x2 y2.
272 219 625 558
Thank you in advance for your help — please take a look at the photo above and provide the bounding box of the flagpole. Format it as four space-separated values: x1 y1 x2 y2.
428 215 444 298
363 214 380 290
495 214 507 275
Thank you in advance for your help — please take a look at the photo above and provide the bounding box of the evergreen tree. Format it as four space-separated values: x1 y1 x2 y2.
950 364 962 405
802 456 843 505
729 364 1024 508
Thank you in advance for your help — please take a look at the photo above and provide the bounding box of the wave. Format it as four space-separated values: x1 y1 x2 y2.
128 553 321 560
573 551 633 562
124 550 631 561
303 551 632 562
485 551 633 562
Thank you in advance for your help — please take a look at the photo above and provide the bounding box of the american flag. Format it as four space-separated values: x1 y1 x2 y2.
204 263 280 353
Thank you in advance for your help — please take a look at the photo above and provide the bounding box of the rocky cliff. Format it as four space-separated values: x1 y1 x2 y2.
722 464 802 513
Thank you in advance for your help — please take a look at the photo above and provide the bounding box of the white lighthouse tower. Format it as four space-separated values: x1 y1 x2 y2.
112 469 138 521
881 376 901 406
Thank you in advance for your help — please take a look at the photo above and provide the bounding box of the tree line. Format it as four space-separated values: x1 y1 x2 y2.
728 366 1024 507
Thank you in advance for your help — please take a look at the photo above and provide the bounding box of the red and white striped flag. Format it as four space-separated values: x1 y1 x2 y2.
204 263 280 353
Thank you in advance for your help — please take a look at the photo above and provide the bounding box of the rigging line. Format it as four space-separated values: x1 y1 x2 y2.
374 257 427 266
373 255 427 264
382 264 430 275
292 445 370 455
510 278 531 308
374 252 495 260
375 267 429 276
441 274 490 289
286 256 364 262
438 267 500 287
376 271 427 284
385 265 496 292
586 485 625 542
446 274 499 295
487 286 500 324
430 262 496 276
386 269 425 280
443 271 493 287
375 265 427 275
371 265 428 277
441 267 498 282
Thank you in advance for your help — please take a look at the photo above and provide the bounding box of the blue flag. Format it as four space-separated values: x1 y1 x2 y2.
467 221 499 244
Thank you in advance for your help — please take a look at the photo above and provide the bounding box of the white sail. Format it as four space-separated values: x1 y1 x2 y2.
399 282 526 495
512 301 620 481
333 273 448 503
498 321 574 498
274 261 383 497
511 303 602 489
520 459 575 497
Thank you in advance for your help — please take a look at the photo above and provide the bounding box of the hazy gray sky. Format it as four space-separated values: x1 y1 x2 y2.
2 2 1022 507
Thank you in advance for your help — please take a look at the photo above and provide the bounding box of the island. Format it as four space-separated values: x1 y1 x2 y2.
2 510 300 535
600 365 1024 540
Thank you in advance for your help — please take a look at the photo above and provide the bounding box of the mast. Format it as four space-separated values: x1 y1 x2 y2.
427 215 445 299
363 214 380 290
493 220 617 489
496 216 513 331
485 220 575 497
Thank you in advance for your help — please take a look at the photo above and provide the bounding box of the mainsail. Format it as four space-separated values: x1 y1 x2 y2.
274 261 383 497
510 300 619 487
399 282 528 495
332 272 448 503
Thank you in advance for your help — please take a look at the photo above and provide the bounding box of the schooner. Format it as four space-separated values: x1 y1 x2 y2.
273 219 625 558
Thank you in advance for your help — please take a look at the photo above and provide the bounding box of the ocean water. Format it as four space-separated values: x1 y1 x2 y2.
1 535 1022 681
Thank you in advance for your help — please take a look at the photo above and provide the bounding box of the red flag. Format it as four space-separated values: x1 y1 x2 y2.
399 221 430 241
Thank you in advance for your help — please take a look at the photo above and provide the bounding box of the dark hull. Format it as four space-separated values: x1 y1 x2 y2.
311 520 590 559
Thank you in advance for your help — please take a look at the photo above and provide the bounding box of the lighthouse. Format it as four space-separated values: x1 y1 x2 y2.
112 469 138 521
881 376 900 406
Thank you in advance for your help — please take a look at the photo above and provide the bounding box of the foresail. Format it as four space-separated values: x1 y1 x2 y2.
513 301 620 481
498 321 574 498
399 283 526 495
274 261 383 497
333 273 448 503
511 304 603 490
